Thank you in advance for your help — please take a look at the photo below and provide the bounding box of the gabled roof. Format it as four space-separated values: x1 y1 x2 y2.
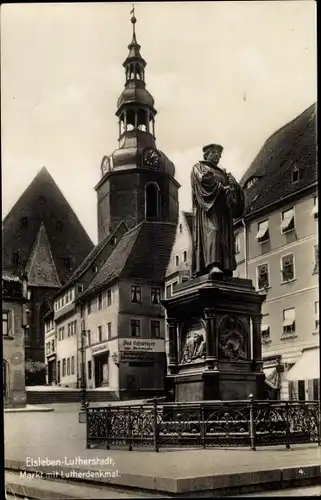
25 223 61 288
57 221 127 294
80 221 176 299
240 103 317 217
183 211 193 235
2 167 94 284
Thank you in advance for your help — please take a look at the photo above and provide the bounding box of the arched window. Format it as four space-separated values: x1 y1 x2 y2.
145 183 160 220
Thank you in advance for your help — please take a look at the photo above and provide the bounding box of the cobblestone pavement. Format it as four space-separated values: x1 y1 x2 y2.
4 408 321 479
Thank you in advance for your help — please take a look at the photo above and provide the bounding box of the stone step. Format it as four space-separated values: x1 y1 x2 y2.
5 471 164 499
26 389 119 404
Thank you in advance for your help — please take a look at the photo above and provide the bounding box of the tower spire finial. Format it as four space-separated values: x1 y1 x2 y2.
130 4 136 38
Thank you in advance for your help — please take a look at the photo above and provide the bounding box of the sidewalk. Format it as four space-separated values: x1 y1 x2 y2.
5 404 54 413
4 409 321 494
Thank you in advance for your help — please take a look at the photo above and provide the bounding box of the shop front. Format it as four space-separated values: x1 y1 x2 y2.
91 343 109 388
286 346 320 401
263 356 283 400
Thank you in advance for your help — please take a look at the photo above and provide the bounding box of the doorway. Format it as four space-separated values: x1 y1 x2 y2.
94 353 109 388
48 359 56 384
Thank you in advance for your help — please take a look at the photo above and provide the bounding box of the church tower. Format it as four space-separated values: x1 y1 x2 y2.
95 9 179 243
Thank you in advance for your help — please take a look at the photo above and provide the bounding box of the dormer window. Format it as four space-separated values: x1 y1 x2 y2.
245 176 259 189
291 167 300 184
64 257 71 270
21 217 28 228
39 196 46 204
92 265 97 274
56 221 63 231
255 220 269 243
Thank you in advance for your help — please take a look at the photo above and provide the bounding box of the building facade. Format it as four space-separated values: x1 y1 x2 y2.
2 168 94 384
44 13 178 398
2 275 28 407
165 104 318 401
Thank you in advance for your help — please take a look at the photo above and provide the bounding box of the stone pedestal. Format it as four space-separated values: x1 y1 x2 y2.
162 273 266 402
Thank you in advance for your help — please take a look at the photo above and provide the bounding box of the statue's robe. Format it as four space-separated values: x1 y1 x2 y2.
191 161 245 276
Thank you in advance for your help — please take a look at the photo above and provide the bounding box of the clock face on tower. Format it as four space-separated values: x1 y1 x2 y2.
101 155 111 176
143 148 161 168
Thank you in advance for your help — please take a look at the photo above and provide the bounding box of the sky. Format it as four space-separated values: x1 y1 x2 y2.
1 1 317 243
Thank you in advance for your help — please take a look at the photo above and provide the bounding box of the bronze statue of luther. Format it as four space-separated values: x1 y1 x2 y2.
191 144 245 278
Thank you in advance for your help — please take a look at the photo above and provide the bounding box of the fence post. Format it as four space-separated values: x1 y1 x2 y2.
105 406 110 450
249 394 256 451
153 398 159 452
317 402 321 447
200 404 206 448
285 402 291 449
128 406 132 451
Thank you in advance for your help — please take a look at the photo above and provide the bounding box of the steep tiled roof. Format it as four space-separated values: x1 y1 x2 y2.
58 221 127 293
183 211 193 235
80 221 176 299
25 223 61 288
240 103 317 218
2 167 94 284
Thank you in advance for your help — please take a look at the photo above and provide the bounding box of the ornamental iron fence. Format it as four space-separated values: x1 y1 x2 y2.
86 397 321 451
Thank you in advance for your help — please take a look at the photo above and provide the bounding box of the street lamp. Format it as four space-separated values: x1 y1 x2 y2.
78 319 88 422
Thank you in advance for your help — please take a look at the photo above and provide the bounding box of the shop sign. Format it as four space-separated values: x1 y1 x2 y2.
120 351 156 363
118 338 164 352
91 343 109 355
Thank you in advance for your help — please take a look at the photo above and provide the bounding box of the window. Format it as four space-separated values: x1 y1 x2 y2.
312 196 318 219
166 284 172 299
80 305 84 318
281 254 295 282
87 330 91 346
179 223 182 233
88 361 92 380
131 285 141 303
175 255 179 266
2 312 9 336
235 234 240 254
98 325 102 343
315 302 319 332
62 358 66 377
183 251 187 262
151 287 161 304
73 320 77 336
291 167 300 184
57 361 61 379
98 293 102 311
67 323 71 337
245 176 259 189
257 264 269 290
57 221 63 231
92 265 97 274
313 245 319 274
71 356 75 375
87 301 91 315
39 196 46 204
12 253 19 266
145 183 159 219
255 220 269 243
107 322 112 340
51 340 55 352
67 358 70 376
107 290 112 306
281 208 295 234
131 319 140 337
21 217 28 228
78 284 84 293
282 308 295 336
151 320 160 338
261 314 270 343
64 257 71 270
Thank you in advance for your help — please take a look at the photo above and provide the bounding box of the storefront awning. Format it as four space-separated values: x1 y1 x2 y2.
255 221 269 240
286 347 320 381
264 367 281 390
